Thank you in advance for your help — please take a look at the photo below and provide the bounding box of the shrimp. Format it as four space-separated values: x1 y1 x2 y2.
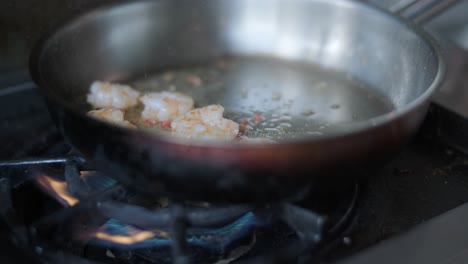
140 91 194 122
87 81 140 109
171 104 239 141
87 108 136 128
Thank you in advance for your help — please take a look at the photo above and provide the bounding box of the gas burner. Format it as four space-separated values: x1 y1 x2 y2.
0 150 360 264
5 76 468 263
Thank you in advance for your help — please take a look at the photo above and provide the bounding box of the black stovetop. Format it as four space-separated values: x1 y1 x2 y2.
2 72 468 264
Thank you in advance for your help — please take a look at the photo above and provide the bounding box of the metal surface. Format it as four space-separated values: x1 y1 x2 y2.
338 202 468 264
30 0 445 202
432 40 468 116
0 157 68 166
424 0 468 123
419 0 468 153
427 39 468 153
391 0 461 24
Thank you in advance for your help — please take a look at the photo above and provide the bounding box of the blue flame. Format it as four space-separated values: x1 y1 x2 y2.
87 212 258 250
35 171 260 251
80 171 117 191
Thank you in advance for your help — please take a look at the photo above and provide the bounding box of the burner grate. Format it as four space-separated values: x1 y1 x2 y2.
0 111 360 264
0 152 360 264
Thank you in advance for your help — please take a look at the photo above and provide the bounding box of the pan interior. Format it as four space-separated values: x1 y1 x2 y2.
34 0 441 142
130 56 394 140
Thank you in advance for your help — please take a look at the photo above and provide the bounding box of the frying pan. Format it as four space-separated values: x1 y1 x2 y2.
30 0 450 203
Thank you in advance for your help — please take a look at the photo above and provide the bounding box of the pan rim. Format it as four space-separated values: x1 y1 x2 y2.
29 0 446 148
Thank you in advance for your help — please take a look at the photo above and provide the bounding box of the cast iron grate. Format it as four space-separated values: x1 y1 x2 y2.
0 148 359 264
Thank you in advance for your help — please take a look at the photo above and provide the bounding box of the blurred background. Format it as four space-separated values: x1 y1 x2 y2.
0 0 122 71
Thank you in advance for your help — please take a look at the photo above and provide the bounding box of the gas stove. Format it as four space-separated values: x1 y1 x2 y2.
0 80 359 263
3 1 468 263
2 69 468 264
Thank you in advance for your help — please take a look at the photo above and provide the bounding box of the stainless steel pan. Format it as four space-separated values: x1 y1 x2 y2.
29 0 451 202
